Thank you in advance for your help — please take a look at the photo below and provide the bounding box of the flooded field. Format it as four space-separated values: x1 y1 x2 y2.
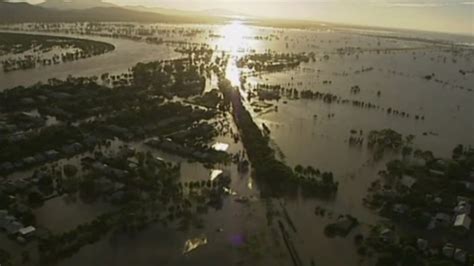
0 21 473 266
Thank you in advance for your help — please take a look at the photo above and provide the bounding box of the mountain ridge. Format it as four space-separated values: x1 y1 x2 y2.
0 1 227 24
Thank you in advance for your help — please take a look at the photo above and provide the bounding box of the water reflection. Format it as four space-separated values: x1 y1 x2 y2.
210 169 223 181
211 142 229 152
214 21 253 55
214 21 256 88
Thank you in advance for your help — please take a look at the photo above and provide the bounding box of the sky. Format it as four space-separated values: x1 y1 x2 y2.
8 0 474 35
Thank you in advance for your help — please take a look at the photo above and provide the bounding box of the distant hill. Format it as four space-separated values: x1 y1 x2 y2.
0 1 226 24
39 0 116 10
38 0 246 18
200 8 249 18
125 6 249 18
124 6 202 17
0 1 56 23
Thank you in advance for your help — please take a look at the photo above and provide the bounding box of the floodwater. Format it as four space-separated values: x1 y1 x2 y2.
0 30 180 90
2 21 474 266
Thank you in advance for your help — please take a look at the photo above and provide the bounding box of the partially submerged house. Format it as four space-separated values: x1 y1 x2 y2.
453 214 471 233
400 175 417 189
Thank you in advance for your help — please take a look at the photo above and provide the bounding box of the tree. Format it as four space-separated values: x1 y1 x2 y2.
322 172 334 184
28 190 44 206
64 164 78 177
401 246 421 266
376 255 397 266
387 160 404 177
452 144 464 159
294 164 303 173
402 146 413 160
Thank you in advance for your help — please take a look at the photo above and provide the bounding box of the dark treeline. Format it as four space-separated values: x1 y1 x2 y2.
219 78 338 197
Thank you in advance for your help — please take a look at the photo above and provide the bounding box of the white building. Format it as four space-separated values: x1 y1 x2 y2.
18 226 36 237
453 214 471 231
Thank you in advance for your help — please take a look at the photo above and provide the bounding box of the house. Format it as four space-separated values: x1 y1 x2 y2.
0 162 14 172
392 203 409 214
461 181 474 192
428 247 439 256
71 142 83 152
5 221 23 235
400 175 416 189
108 191 126 204
7 132 26 143
84 135 99 147
44 150 60 160
33 153 47 164
331 216 358 236
161 139 187 154
18 226 36 238
156 116 186 128
11 179 29 191
0 215 16 230
193 151 210 160
380 228 395 243
20 97 35 105
454 201 471 215
428 213 452 230
442 243 455 258
49 92 72 100
96 177 124 193
429 169 444 177
96 177 115 193
117 146 135 158
92 162 108 172
435 213 452 225
416 238 428 251
36 95 48 102
61 145 75 155
454 248 467 264
145 137 161 146
105 125 130 138
453 214 471 232
23 156 37 165
110 169 128 179
12 203 30 216
13 161 24 169
61 143 82 156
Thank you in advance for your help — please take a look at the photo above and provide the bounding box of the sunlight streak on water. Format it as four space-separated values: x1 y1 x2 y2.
225 60 241 87
214 21 256 88
210 169 224 181
247 176 253 190
215 21 253 55
212 142 230 152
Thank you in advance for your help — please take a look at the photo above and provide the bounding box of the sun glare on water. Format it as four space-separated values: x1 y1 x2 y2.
215 21 255 87
216 20 252 54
